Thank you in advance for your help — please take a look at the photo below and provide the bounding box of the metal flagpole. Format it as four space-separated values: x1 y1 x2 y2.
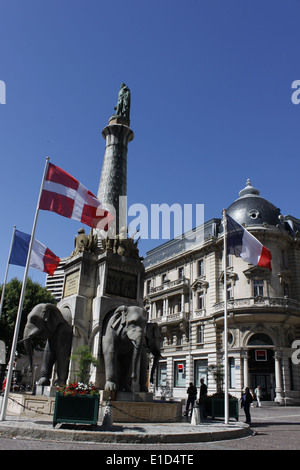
0 225 17 320
222 208 229 424
0 157 50 421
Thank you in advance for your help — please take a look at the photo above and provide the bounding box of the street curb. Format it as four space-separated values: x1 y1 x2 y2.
0 421 251 444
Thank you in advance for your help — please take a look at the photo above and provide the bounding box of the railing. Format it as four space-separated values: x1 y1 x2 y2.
149 277 189 294
212 296 300 314
151 311 189 324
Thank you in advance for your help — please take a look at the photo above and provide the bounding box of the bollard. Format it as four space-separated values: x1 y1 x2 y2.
191 403 201 425
102 398 113 430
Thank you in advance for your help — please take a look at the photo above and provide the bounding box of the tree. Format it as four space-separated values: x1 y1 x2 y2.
0 277 55 362
208 364 224 395
71 345 98 384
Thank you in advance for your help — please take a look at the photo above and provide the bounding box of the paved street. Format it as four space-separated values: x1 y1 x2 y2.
0 404 300 451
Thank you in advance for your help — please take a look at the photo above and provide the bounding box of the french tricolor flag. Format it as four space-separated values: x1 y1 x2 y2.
226 215 272 270
9 230 60 276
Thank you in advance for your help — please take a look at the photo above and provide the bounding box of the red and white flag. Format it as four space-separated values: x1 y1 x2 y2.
39 162 113 230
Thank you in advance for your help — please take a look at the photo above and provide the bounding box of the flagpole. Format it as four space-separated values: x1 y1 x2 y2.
0 225 17 320
0 157 50 421
222 208 229 425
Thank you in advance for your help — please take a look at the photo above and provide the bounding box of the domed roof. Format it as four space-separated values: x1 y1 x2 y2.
226 179 281 226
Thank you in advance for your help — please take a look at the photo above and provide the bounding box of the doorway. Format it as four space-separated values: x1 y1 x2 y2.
250 372 275 401
248 348 275 401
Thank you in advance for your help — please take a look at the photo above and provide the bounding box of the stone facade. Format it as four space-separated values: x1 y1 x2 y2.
144 181 300 404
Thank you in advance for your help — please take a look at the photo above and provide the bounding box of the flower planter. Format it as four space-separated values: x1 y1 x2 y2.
53 392 100 427
204 397 239 421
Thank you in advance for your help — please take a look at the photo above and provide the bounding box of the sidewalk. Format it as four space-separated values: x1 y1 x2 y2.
0 413 251 444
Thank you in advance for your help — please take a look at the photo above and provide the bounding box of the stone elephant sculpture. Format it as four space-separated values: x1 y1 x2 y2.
102 305 147 391
140 322 163 392
23 303 73 387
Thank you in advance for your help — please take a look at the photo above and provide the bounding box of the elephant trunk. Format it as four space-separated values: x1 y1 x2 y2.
131 335 143 381
23 323 40 373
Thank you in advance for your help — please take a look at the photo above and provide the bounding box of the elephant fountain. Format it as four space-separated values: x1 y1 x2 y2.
23 303 73 387
101 305 162 392
102 305 147 392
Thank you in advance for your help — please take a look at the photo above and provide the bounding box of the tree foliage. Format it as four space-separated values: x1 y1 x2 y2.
0 277 55 361
71 345 98 384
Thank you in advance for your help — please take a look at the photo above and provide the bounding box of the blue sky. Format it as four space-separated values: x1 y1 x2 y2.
1 0 300 286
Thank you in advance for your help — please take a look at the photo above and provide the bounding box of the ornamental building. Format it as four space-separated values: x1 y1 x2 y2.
144 180 300 404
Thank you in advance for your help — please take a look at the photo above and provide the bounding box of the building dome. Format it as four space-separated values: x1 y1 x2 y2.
226 179 281 226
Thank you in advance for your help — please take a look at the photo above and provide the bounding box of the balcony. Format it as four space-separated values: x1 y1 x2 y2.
212 296 300 315
148 277 189 298
151 310 189 325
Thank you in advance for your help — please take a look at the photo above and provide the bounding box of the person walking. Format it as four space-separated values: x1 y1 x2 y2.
241 387 253 424
184 382 197 416
254 385 262 407
199 378 208 421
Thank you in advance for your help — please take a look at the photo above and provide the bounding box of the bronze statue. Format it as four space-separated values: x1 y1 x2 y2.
114 83 131 120
71 228 97 257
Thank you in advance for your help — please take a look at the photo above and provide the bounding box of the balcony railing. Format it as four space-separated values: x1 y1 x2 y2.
151 311 189 324
213 296 300 314
149 277 189 295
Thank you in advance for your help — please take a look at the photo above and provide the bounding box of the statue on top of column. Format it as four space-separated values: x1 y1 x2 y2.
114 83 131 121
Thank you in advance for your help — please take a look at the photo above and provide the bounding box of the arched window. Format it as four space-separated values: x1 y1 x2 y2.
248 333 273 346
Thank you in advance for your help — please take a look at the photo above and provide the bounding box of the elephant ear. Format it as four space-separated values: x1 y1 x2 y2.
111 306 127 335
43 304 65 334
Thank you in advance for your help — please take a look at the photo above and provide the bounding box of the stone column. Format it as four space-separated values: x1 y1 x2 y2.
242 351 249 389
181 293 185 312
149 301 152 320
274 351 284 404
97 117 134 236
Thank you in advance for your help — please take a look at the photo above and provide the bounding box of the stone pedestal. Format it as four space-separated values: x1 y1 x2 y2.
90 251 145 388
35 385 57 397
57 249 145 389
102 391 154 402
57 251 98 383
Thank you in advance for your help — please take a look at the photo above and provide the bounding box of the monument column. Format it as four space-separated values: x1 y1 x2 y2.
97 84 134 236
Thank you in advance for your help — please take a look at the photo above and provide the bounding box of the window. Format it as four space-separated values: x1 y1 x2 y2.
162 273 167 283
146 280 151 294
194 359 208 387
197 324 204 344
227 283 233 300
226 253 231 268
156 362 167 387
281 250 288 267
178 267 184 279
198 259 204 277
177 331 183 346
283 283 289 297
253 280 264 297
197 291 204 310
174 361 186 387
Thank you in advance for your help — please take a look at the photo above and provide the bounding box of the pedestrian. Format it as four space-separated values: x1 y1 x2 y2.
184 382 197 416
241 387 253 424
254 385 262 407
199 378 208 421
250 389 255 407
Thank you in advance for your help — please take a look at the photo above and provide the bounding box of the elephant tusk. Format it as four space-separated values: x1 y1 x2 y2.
131 340 138 349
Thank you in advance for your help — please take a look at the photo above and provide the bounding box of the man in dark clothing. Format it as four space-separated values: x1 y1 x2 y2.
242 387 253 424
199 378 208 420
184 382 197 416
